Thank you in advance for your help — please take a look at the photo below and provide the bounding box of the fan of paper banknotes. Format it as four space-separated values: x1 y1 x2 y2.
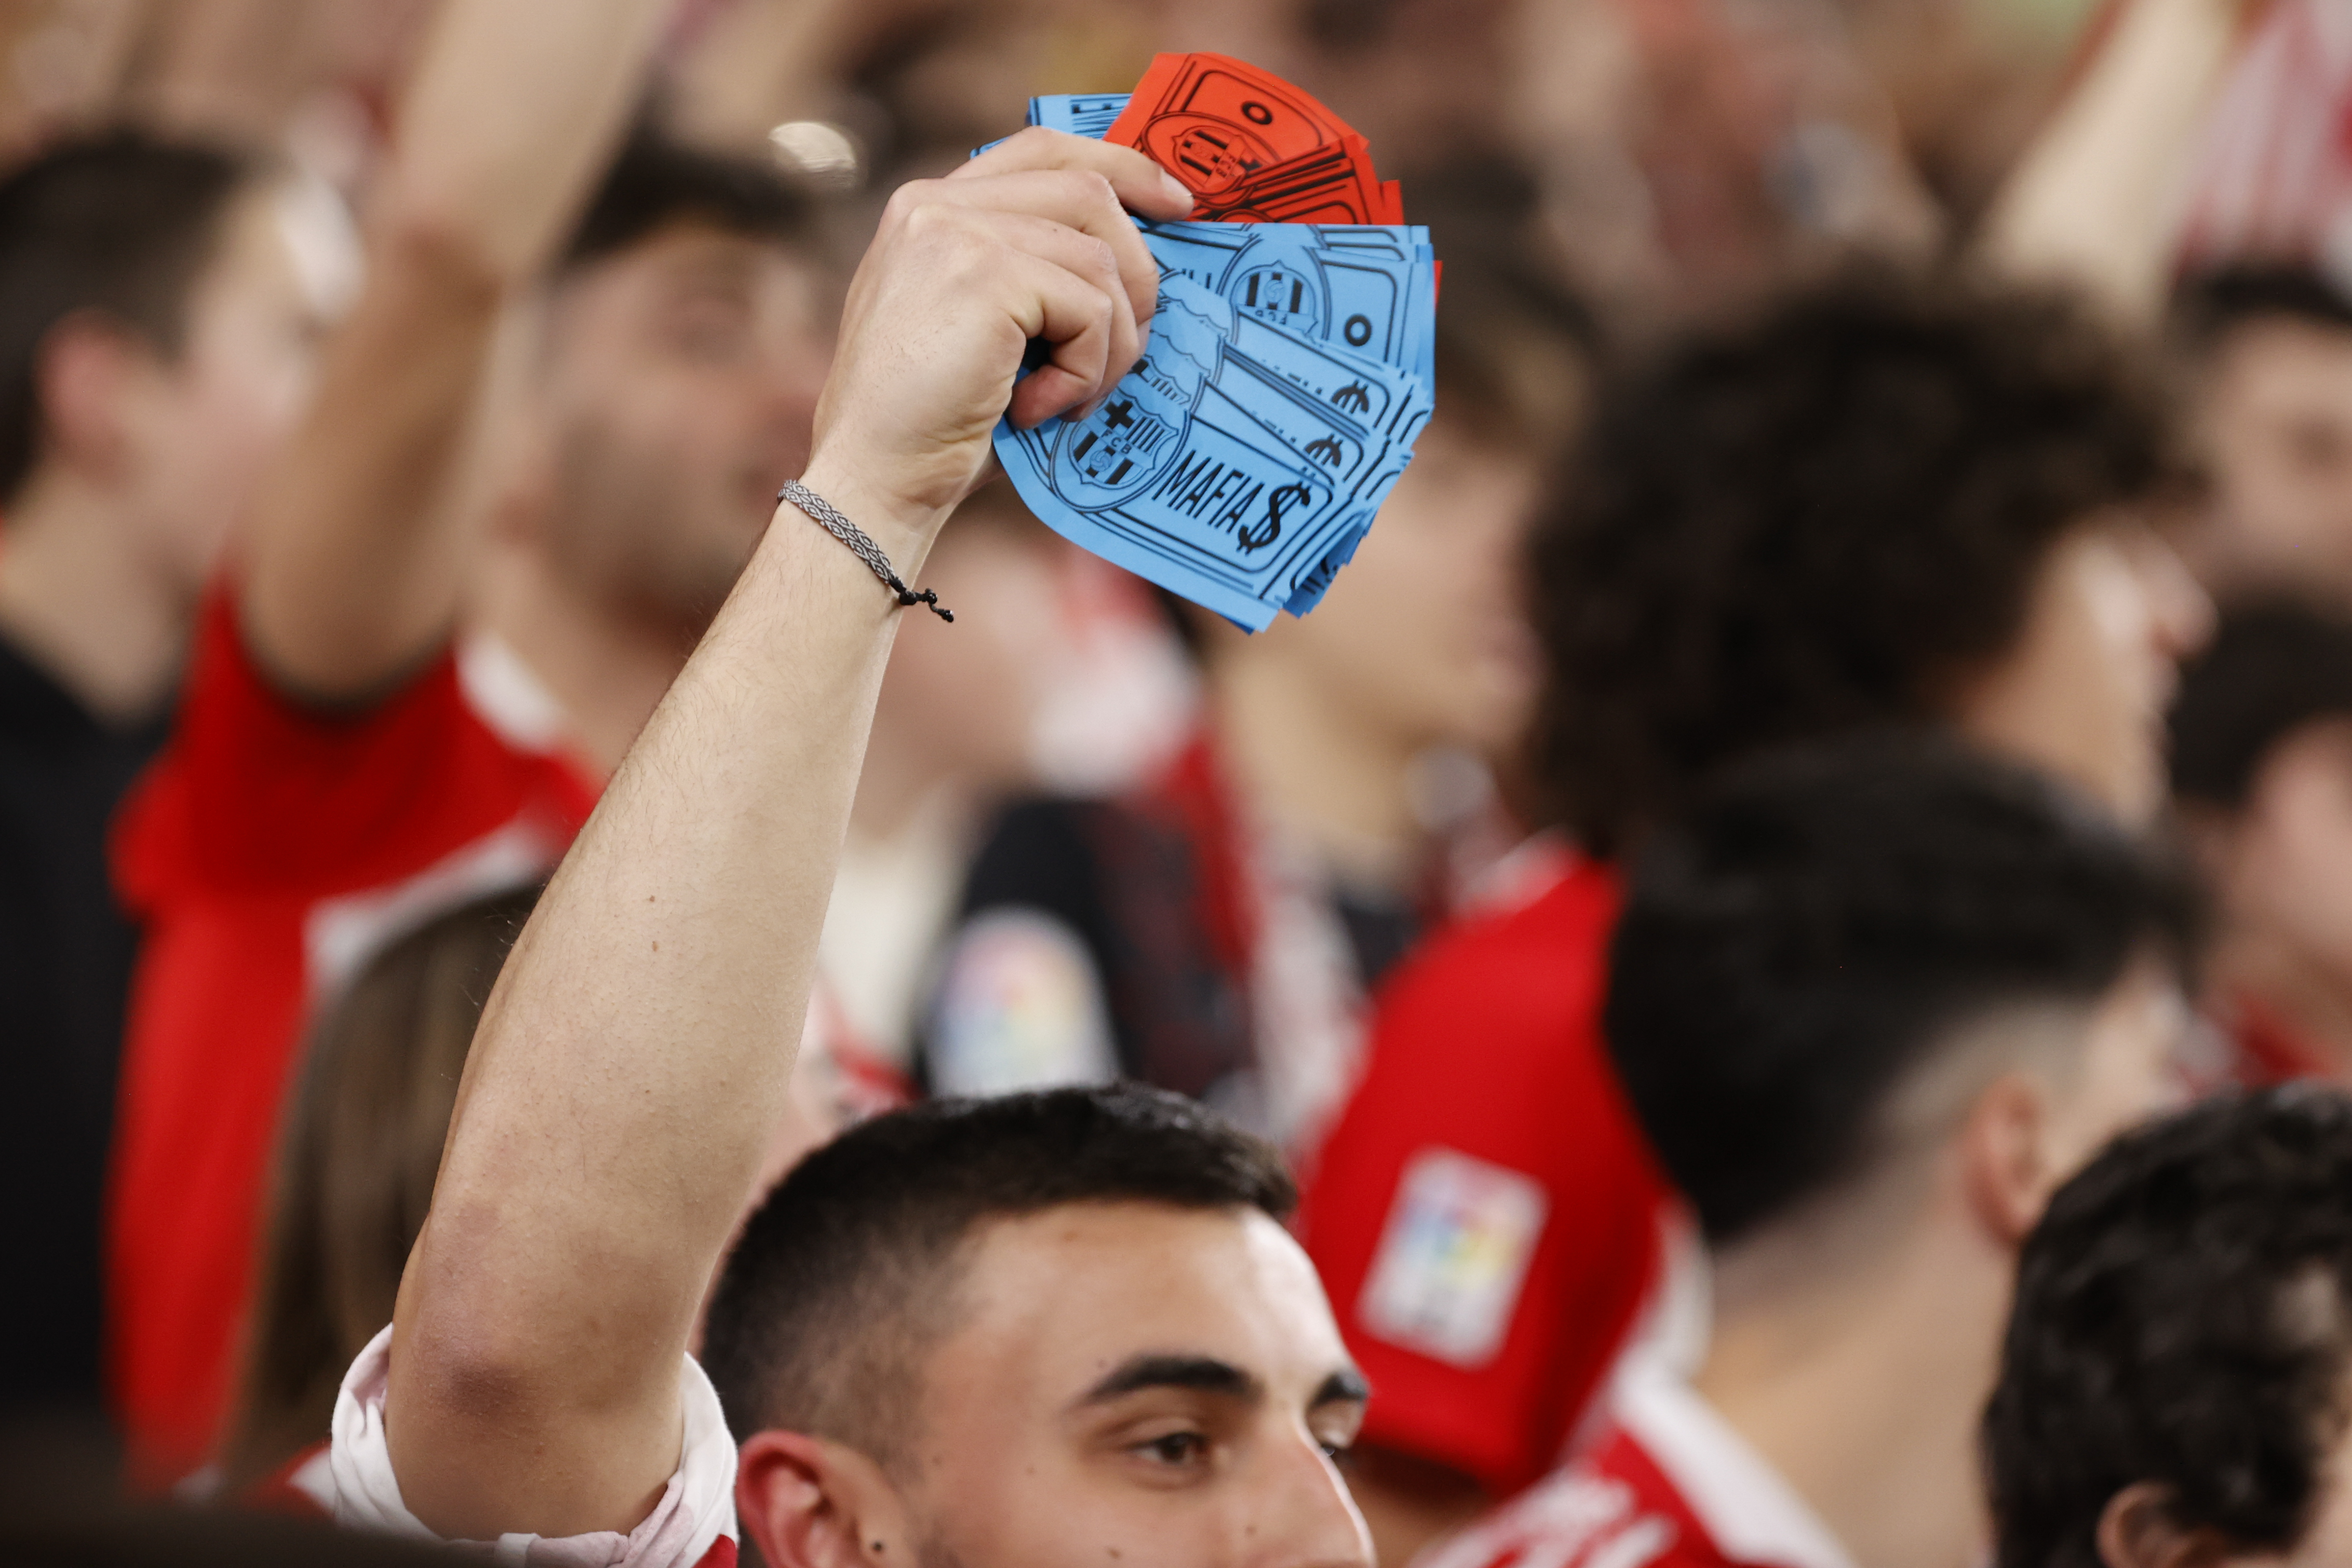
980 55 1440 632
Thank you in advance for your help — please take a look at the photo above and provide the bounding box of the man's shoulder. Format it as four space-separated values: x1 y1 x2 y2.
1419 1429 1731 1568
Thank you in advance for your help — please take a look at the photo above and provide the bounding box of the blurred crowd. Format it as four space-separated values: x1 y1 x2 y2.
12 0 2352 1565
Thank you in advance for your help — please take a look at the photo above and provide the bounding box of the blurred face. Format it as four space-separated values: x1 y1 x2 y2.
1236 420 1541 756
116 179 333 592
746 1202 1373 1568
873 511 1069 790
2206 719 2352 998
1952 515 2213 825
2193 318 2352 600
536 222 828 644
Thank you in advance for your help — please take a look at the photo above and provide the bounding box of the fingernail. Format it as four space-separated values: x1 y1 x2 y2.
1159 172 1193 210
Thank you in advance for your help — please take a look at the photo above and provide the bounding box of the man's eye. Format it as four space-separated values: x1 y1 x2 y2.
1318 1438 1354 1465
1135 1431 1208 1466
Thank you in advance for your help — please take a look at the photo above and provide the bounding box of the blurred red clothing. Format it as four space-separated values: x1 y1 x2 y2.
1293 859 1672 1498
1418 1363 1857 1568
106 593 596 1487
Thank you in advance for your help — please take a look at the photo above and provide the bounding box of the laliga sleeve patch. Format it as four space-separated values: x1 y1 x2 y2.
1357 1147 1548 1368
929 907 1119 1097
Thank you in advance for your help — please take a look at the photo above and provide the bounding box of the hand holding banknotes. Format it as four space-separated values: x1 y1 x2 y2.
802 129 1193 556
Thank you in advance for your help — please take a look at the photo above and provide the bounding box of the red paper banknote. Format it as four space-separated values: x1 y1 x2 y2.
1105 52 1393 224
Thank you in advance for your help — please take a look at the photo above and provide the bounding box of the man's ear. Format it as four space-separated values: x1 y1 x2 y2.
2096 1482 2235 1568
736 1428 913 1568
1958 1071 2055 1247
31 313 149 485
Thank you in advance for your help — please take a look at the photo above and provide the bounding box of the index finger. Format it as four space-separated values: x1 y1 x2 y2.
957 127 1195 223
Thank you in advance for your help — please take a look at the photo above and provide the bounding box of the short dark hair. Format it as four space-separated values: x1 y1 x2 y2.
557 123 809 277
702 1083 1296 1468
1535 269 2174 853
2172 263 2352 355
1985 1087 2352 1568
0 130 254 504
2170 598 2352 810
1605 737 2201 1247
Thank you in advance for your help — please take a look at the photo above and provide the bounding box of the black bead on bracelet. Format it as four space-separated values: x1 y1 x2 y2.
777 480 953 623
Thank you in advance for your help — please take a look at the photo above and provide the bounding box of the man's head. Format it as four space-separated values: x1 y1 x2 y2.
2172 599 2352 998
499 125 828 647
705 1084 1370 1568
1187 265 1588 763
1538 269 2210 853
1986 1087 2352 1568
1606 739 2200 1284
2172 266 2352 602
0 130 338 590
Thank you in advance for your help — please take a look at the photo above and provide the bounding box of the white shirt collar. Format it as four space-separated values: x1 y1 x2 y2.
1612 1359 1860 1568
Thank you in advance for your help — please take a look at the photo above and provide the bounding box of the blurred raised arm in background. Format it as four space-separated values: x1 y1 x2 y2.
1975 0 2248 319
103 0 674 1487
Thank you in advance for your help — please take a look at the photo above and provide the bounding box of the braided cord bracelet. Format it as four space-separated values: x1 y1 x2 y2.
778 479 953 623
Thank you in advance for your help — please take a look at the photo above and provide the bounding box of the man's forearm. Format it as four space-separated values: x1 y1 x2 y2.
386 461 944 1539
240 0 668 697
378 129 1187 1543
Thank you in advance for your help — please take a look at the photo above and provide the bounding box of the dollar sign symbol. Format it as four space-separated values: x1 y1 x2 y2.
1236 483 1308 553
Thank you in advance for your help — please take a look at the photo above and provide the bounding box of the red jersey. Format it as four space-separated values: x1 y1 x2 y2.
1421 1364 1857 1568
107 594 598 1485
1293 858 1677 1497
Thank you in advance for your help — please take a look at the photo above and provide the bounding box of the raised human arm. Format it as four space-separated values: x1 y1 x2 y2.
383 130 1192 1540
1974 0 2244 322
237 0 670 699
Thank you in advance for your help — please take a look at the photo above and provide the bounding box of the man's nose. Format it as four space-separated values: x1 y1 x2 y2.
1251 1431 1374 1568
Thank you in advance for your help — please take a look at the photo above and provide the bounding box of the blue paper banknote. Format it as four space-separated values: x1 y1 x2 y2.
1027 93 1132 138
994 273 1432 631
1139 218 1435 394
983 93 1437 628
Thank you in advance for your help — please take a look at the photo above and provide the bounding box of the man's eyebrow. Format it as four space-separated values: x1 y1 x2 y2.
1314 1368 1371 1408
1079 1354 1262 1406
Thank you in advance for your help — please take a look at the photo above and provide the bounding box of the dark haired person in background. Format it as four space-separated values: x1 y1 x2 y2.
2172 266 2352 605
1985 1087 2352 1568
1427 740 2199 1568
0 131 343 1427
102 0 830 1483
2170 598 2352 1086
1297 272 2213 1562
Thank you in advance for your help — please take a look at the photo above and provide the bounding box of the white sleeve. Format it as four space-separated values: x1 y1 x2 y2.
325 1325 740 1568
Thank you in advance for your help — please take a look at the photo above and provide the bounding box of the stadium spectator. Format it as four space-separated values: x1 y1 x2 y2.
287 129 1382 1568
101 0 830 1484
919 272 1587 1157
1297 272 2213 1561
1424 739 2200 1568
2172 267 2352 606
2169 598 2352 1085
1984 1086 2352 1568
0 131 342 1421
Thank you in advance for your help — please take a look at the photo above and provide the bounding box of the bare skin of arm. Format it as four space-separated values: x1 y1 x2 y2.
1974 0 2243 323
237 0 670 699
383 130 1194 1542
